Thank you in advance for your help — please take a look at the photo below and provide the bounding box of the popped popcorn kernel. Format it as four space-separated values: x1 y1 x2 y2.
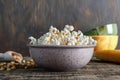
29 25 97 46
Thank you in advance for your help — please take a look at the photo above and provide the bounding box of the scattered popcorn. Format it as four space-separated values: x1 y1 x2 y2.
29 25 97 46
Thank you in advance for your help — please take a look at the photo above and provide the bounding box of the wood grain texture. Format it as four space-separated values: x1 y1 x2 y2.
0 59 120 80
0 0 120 56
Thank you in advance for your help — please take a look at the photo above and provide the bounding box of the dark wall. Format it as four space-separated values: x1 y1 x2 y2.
0 0 120 56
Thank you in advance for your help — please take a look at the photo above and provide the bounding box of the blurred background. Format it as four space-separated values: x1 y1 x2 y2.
0 0 120 56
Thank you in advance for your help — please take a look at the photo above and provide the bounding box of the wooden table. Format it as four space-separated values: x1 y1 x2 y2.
0 58 120 80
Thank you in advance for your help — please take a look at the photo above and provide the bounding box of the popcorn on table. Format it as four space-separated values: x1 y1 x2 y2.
28 25 97 46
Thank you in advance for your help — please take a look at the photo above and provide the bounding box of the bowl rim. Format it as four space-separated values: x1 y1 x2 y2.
27 44 96 48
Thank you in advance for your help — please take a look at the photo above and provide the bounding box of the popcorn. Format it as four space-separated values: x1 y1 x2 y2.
64 25 74 31
78 30 83 36
51 38 60 45
28 36 37 45
63 29 71 36
49 26 59 34
72 31 78 37
29 25 97 46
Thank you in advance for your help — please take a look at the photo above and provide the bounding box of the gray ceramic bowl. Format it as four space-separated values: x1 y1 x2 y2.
28 45 95 71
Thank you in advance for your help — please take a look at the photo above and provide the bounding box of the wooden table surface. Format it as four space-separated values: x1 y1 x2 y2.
0 58 120 80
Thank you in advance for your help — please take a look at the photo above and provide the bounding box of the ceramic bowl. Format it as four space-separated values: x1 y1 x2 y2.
28 45 96 71
92 35 118 52
84 23 118 36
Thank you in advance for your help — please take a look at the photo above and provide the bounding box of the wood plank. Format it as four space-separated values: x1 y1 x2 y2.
0 0 120 56
0 59 120 80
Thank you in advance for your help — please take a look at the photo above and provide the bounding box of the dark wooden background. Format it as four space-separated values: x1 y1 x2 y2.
0 0 120 56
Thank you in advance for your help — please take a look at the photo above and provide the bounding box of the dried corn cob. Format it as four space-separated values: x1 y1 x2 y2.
0 57 35 71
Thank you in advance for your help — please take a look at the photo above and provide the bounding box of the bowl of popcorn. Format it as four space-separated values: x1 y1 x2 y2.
28 25 97 71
